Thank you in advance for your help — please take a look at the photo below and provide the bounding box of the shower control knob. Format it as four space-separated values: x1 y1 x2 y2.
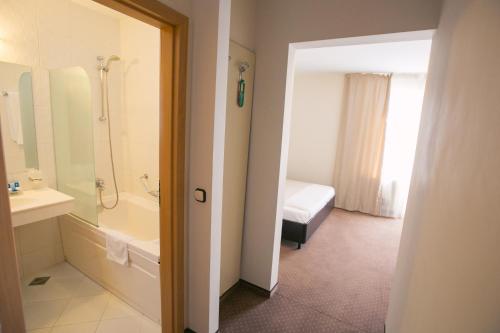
96 178 105 190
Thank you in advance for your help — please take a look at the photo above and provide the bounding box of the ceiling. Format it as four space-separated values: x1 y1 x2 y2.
71 0 127 19
294 40 432 74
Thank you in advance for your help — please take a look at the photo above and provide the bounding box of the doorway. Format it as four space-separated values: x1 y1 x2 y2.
278 33 432 331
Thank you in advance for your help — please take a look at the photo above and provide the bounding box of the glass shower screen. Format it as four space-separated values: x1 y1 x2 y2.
49 67 98 226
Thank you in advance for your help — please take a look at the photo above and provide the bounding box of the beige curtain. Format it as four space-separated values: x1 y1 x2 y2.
333 73 391 215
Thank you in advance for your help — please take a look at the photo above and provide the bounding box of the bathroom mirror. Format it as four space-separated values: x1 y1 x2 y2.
0 61 39 174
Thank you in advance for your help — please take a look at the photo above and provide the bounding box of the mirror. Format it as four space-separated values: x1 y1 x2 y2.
0 61 39 174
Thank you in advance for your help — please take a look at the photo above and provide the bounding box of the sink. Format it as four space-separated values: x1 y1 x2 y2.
10 188 74 227
10 196 37 207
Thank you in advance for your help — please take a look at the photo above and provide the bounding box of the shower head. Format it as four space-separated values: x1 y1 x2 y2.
105 55 121 70
97 55 121 72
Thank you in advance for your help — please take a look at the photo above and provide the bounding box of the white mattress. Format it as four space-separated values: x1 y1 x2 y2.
283 179 335 224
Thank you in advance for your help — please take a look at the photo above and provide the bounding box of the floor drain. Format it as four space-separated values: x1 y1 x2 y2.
29 276 50 286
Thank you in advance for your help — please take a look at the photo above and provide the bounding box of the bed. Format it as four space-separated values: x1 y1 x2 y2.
282 180 335 249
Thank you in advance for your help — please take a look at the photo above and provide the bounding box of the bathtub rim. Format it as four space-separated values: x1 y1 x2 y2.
98 191 160 213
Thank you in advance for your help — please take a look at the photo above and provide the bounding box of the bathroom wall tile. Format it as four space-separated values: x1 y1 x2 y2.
17 218 61 254
5 153 26 175
126 142 159 201
14 219 64 278
119 137 132 191
33 106 53 145
32 67 51 109
14 229 24 279
120 18 160 199
0 0 39 66
54 241 65 263
37 142 57 188
35 0 71 38
39 33 73 71
22 244 64 276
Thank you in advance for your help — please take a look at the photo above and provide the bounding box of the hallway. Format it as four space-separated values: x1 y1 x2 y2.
219 209 402 333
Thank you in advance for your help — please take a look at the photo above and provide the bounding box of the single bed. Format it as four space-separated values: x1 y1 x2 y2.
282 179 335 249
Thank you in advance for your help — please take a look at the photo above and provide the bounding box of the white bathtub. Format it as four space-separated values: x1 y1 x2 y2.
99 193 160 262
59 192 161 323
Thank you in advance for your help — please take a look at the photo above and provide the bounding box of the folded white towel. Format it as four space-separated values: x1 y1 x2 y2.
102 228 134 266
4 91 23 145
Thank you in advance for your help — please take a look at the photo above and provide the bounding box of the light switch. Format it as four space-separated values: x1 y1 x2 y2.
194 188 206 203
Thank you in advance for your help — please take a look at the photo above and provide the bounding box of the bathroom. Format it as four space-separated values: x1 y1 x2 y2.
0 0 163 331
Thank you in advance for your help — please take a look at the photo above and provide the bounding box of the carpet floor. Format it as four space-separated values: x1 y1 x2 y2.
219 209 402 333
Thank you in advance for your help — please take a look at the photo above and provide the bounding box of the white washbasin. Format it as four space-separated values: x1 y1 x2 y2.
10 188 74 227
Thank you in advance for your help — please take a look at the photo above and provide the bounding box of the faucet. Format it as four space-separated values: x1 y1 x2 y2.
139 174 160 199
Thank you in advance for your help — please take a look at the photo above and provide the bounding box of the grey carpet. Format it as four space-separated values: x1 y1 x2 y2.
219 209 402 333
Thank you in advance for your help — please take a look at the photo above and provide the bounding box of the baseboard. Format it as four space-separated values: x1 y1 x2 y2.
220 280 241 302
185 328 218 333
239 279 278 298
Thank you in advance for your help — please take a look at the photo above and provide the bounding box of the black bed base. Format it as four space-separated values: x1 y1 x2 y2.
281 197 335 249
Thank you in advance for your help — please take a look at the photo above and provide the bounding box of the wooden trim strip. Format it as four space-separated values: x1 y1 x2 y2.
239 279 279 298
93 0 188 27
171 21 188 333
0 129 25 331
90 1 189 332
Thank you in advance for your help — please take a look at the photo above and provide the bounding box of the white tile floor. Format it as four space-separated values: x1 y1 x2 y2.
22 262 161 333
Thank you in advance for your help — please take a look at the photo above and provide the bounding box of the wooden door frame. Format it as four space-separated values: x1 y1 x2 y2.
0 139 25 333
92 1 188 332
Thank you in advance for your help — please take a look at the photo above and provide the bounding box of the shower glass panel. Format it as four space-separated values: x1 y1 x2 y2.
50 67 98 226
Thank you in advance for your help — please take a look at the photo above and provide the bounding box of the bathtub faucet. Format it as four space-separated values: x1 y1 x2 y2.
96 178 105 190
139 174 160 199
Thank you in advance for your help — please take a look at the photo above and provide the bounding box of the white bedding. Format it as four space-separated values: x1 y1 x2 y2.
283 179 335 224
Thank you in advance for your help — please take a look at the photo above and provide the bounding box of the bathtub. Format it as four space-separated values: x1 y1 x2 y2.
59 192 161 323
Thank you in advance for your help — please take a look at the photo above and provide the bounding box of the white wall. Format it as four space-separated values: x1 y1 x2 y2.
229 0 256 50
386 1 500 332
241 0 444 291
188 0 230 332
287 72 344 186
13 218 64 278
